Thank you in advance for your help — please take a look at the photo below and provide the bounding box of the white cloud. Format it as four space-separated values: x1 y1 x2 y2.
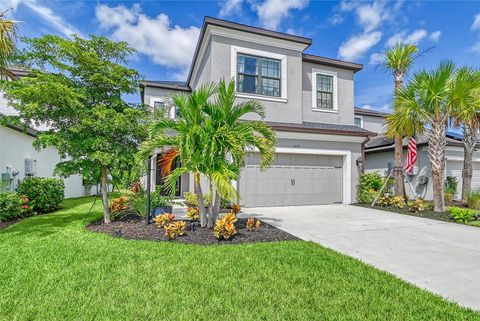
471 41 480 54
253 0 309 30
95 4 200 72
472 13 480 31
219 0 243 17
338 31 382 61
356 1 388 32
386 29 427 47
429 30 441 42
359 104 373 110
9 0 82 37
329 13 344 26
369 52 384 64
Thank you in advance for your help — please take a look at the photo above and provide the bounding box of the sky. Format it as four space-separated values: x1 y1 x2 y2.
4 0 480 111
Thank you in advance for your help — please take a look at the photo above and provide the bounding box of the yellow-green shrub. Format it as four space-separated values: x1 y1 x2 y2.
246 217 261 231
231 204 241 215
467 191 480 210
214 214 237 240
186 207 199 220
154 213 175 228
390 196 406 209
408 198 429 213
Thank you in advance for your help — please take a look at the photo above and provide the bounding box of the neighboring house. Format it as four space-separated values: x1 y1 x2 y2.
0 69 93 198
355 107 480 200
140 17 375 207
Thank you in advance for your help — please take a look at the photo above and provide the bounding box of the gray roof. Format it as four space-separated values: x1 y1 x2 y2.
267 121 375 137
0 113 38 137
303 54 363 73
140 80 191 91
354 107 389 117
365 132 465 152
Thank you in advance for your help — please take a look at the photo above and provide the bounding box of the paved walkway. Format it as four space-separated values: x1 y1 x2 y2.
244 204 480 310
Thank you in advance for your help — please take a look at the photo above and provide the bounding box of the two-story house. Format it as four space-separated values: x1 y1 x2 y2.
355 107 480 201
141 17 375 207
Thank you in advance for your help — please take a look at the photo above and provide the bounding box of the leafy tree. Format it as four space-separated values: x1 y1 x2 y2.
388 61 457 212
0 9 18 78
450 67 480 202
380 43 419 198
2 35 148 223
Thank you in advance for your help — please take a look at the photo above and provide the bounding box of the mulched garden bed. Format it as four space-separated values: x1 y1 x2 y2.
87 214 299 245
355 203 454 222
0 218 22 231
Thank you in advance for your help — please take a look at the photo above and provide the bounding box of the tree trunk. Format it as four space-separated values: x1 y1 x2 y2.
101 164 111 224
393 134 405 197
207 180 214 228
428 120 447 212
462 124 477 203
213 190 221 223
194 172 208 227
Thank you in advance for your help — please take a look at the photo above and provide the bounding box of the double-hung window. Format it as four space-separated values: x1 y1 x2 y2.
316 74 333 109
237 53 281 97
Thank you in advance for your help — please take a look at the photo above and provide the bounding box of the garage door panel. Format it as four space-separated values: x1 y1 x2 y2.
239 156 343 207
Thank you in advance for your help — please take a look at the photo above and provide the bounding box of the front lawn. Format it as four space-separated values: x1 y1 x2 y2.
0 197 478 320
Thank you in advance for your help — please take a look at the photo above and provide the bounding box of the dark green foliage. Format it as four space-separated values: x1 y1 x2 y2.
357 172 384 204
17 177 64 213
444 176 458 195
0 192 25 221
151 188 173 208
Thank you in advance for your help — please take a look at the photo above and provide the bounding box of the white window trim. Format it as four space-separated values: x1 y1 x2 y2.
312 68 338 112
354 115 364 128
230 45 287 102
150 97 175 119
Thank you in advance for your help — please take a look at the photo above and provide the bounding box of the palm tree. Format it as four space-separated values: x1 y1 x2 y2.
389 61 457 212
450 68 480 202
381 43 419 198
0 9 18 78
138 84 216 227
202 79 276 225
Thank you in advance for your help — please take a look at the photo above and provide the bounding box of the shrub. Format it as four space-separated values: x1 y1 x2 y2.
357 172 383 204
447 207 477 223
214 213 238 240
186 207 199 220
467 191 480 210
110 196 129 213
17 177 64 213
171 221 186 236
0 192 28 221
376 196 392 207
445 176 458 195
183 192 212 208
220 197 230 209
444 192 454 204
154 213 175 228
151 189 173 208
390 196 406 209
231 204 241 215
408 198 429 213
246 217 261 231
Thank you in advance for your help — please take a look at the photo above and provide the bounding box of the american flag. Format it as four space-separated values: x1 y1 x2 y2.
405 136 417 174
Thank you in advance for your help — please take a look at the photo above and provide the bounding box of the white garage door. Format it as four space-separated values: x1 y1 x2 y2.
447 161 480 199
239 153 343 207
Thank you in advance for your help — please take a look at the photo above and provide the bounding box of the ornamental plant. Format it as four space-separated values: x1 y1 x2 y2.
186 207 199 221
246 217 261 232
408 198 429 213
110 196 129 213
231 204 241 215
214 213 238 240
357 172 383 204
16 177 64 213
154 213 175 228
447 207 477 223
0 192 27 221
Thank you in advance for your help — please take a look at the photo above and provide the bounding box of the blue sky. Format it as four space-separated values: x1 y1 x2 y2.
5 0 480 111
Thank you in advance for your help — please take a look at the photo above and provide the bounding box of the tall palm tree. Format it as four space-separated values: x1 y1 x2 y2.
450 68 480 202
138 84 217 227
0 9 18 78
381 43 419 198
203 79 276 225
389 61 457 212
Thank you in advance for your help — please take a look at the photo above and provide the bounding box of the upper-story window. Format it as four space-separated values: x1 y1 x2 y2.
237 54 281 97
312 69 338 112
354 116 363 128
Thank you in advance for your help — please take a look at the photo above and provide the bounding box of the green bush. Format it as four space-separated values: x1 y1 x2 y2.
0 192 27 221
16 177 64 213
357 172 383 204
183 192 212 208
467 191 480 210
151 188 173 208
447 207 477 223
444 177 457 204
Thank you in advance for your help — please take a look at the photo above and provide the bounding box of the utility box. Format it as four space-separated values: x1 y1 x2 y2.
25 158 37 175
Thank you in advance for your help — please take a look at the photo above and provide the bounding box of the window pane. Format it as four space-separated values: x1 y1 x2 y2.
317 74 333 92
238 74 257 94
261 78 280 97
317 92 332 109
153 101 164 109
354 117 362 127
238 54 258 75
261 58 280 78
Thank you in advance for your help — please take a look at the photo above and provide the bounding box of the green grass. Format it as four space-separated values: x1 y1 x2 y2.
0 197 478 320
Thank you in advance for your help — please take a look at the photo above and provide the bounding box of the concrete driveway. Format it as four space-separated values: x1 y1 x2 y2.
244 204 480 310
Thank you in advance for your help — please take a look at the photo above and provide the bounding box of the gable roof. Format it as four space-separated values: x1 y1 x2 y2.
302 54 363 73
267 121 376 137
140 80 191 92
0 113 38 138
354 107 389 117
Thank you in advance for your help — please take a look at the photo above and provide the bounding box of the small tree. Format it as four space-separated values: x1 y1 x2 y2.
3 35 147 223
0 9 18 78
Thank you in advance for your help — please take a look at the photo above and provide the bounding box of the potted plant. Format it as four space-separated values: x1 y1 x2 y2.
151 188 173 218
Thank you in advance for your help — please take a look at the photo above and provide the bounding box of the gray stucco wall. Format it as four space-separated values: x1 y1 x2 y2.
360 115 385 134
191 40 212 89
302 62 355 125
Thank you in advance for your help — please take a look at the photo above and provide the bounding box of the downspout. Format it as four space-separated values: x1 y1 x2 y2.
360 136 371 174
